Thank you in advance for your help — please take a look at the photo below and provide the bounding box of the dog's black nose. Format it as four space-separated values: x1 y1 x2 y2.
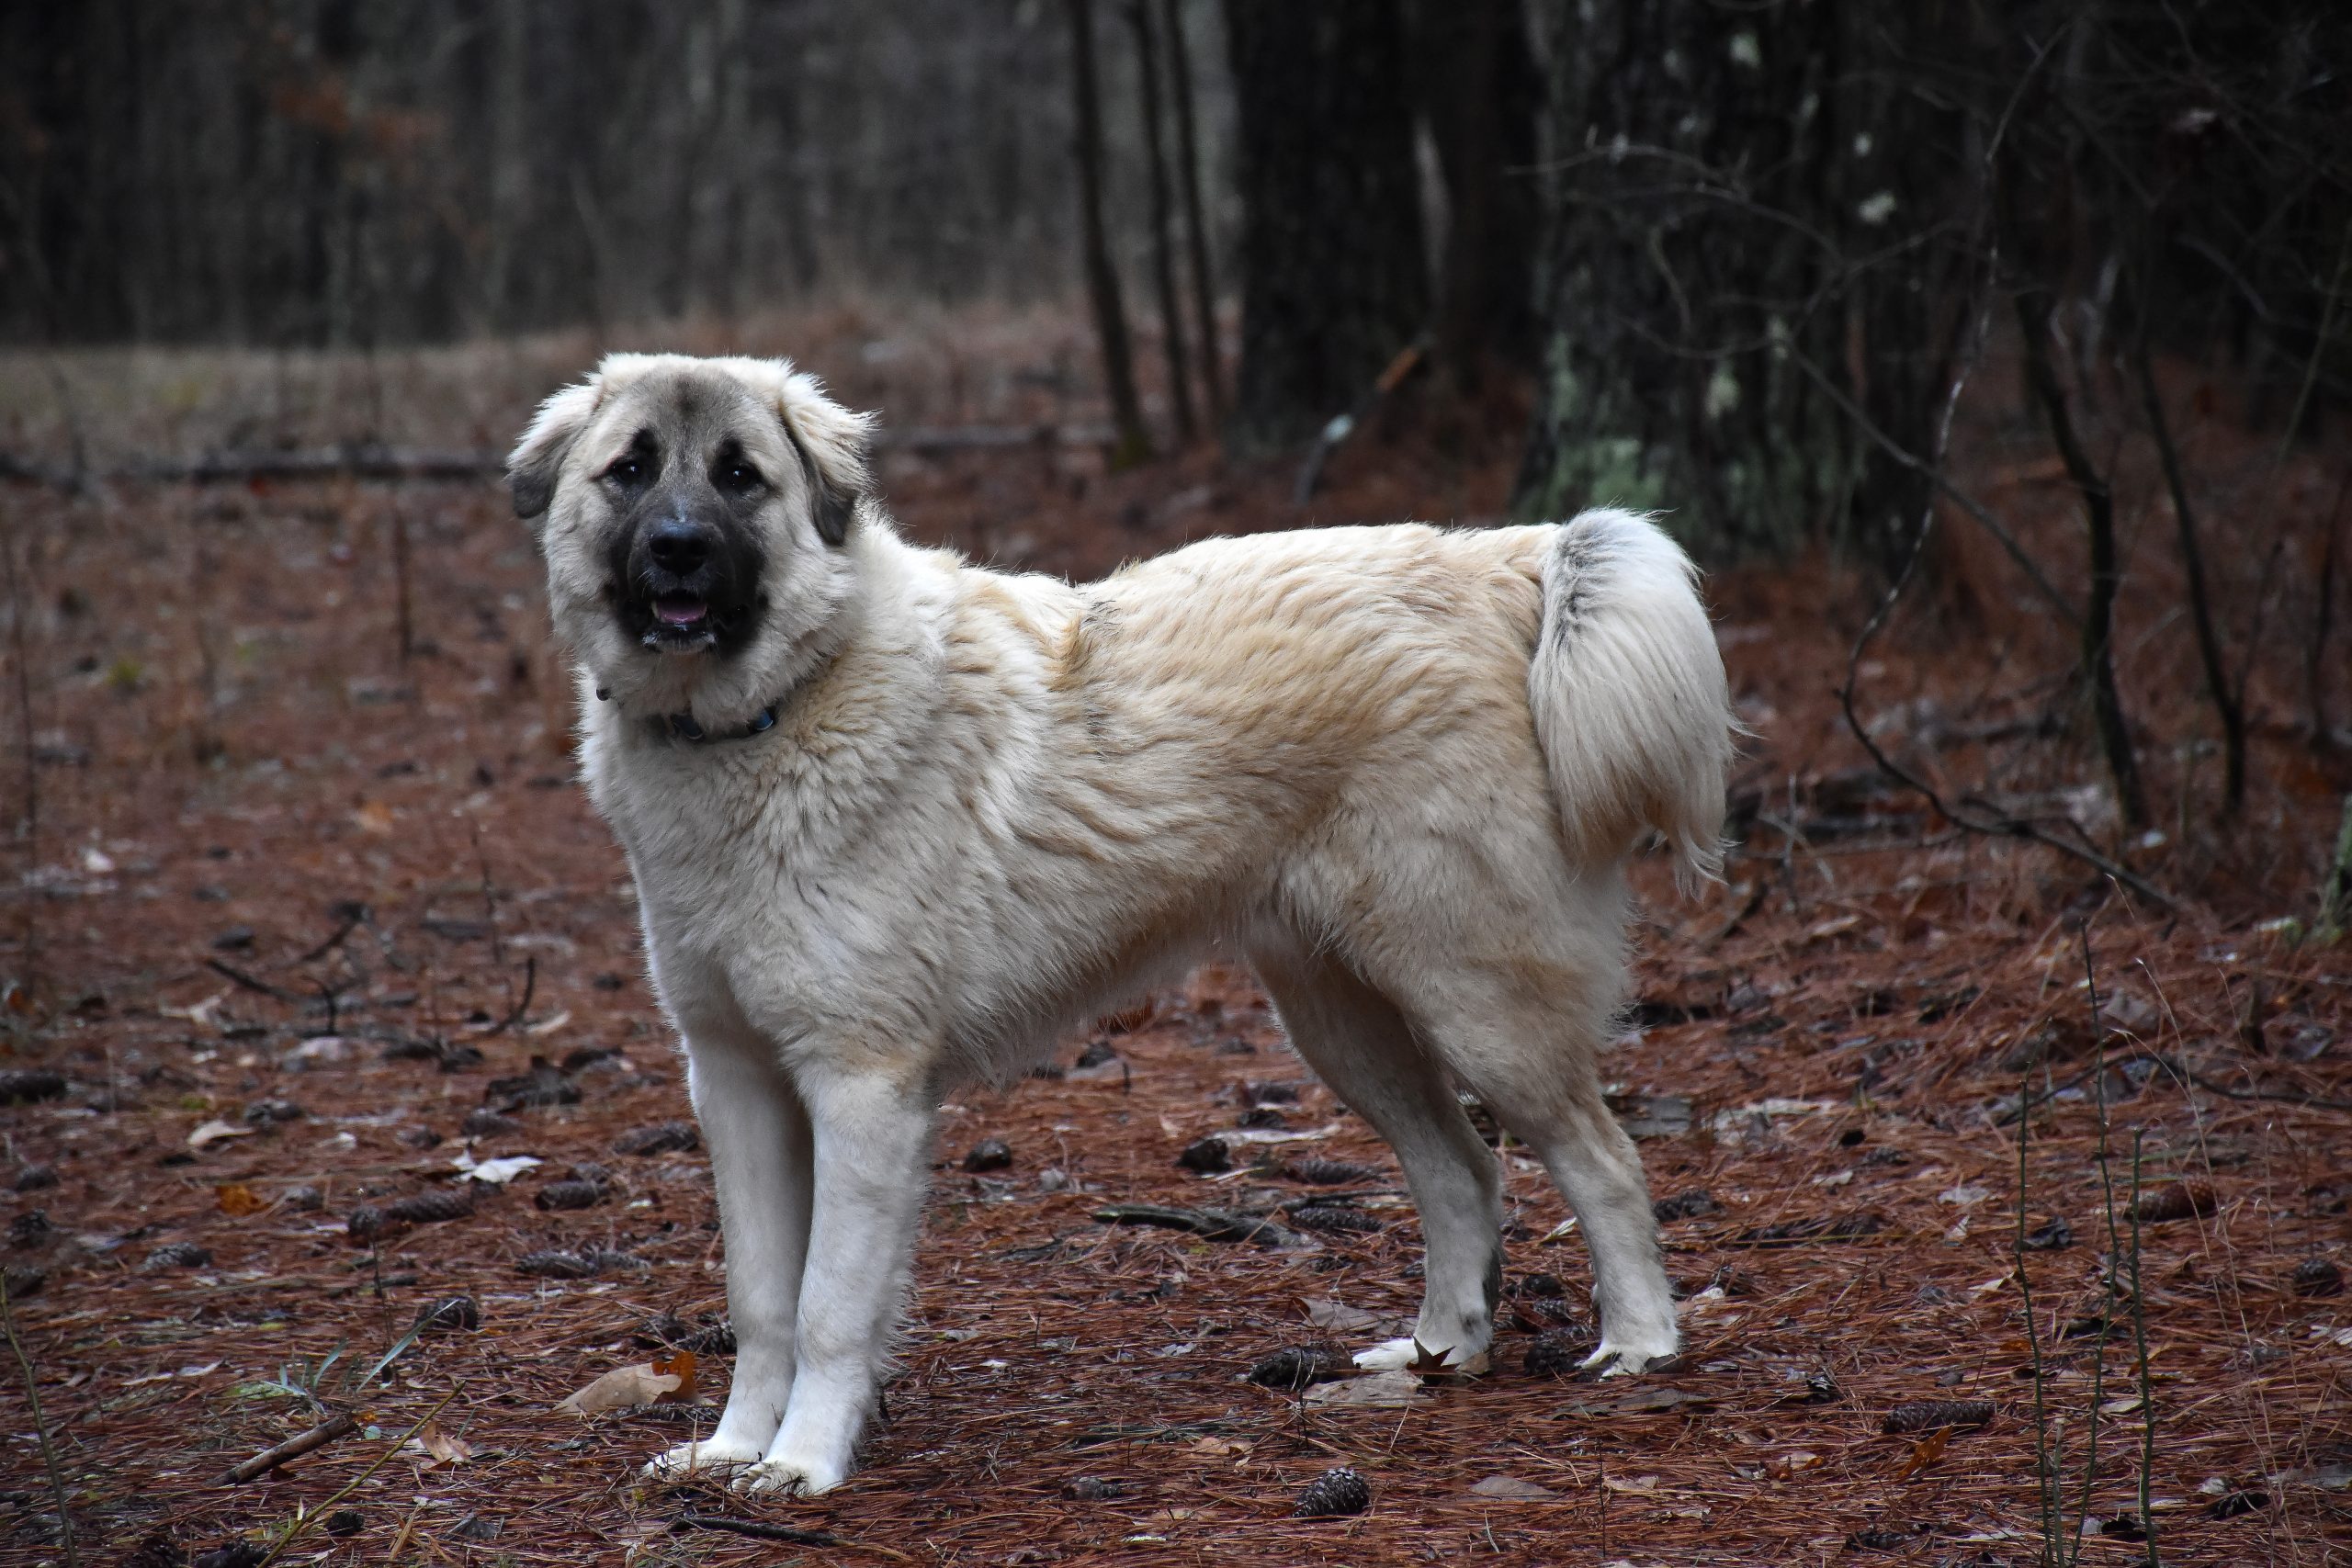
647 519 712 575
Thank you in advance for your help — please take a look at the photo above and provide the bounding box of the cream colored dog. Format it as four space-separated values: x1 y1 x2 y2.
510 353 1735 1495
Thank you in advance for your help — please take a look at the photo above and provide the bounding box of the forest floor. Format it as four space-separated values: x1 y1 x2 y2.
1 314 2348 1566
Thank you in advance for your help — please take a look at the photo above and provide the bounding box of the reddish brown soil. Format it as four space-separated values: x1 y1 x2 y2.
1 321 2347 1565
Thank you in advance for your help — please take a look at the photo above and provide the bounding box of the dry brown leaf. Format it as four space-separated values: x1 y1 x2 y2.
352 801 396 836
215 1182 266 1217
1894 1427 1951 1480
187 1119 254 1150
555 1351 697 1416
404 1421 475 1468
1469 1474 1558 1501
1765 1450 1824 1480
1302 1370 1424 1409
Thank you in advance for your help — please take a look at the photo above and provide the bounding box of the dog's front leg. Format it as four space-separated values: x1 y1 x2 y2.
645 1041 813 1480
735 1065 934 1496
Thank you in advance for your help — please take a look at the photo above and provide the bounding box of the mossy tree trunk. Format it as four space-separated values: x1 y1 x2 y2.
1516 0 1853 557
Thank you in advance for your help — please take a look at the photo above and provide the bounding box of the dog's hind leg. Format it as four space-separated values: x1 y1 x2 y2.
645 1033 813 1480
1411 971 1680 1377
1249 936 1503 1373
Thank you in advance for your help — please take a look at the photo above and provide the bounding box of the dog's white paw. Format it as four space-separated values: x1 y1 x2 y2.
1577 1337 1679 1379
732 1451 847 1497
1351 1337 1490 1375
643 1436 764 1480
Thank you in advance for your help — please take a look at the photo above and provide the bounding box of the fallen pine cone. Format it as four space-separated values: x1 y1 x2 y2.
1177 1135 1231 1173
416 1295 481 1332
0 1069 67 1106
1282 1156 1380 1185
2132 1180 2215 1224
1294 1466 1372 1518
534 1179 604 1212
460 1109 524 1138
387 1189 476 1224
485 1055 579 1111
634 1312 736 1354
323 1510 365 1540
143 1241 214 1271
1883 1399 1995 1434
284 1185 324 1213
1513 1273 1567 1298
1511 1295 1585 1331
3 1265 47 1299
962 1138 1013 1173
515 1248 642 1280
191 1544 266 1568
8 1209 54 1248
1062 1475 1125 1501
1523 1329 1593 1377
1287 1203 1382 1235
2290 1257 2344 1297
1653 1188 1721 1223
614 1120 699 1156
120 1531 185 1568
1245 1344 1347 1391
13 1165 58 1192
345 1204 389 1243
1236 1106 1289 1131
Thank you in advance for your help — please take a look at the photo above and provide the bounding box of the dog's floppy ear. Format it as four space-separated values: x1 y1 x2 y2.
507 375 606 523
765 364 876 547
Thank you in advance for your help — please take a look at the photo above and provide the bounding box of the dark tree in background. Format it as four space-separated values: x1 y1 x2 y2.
1516 0 1852 554
1221 0 1429 454
1067 0 1152 466
1412 0 1543 390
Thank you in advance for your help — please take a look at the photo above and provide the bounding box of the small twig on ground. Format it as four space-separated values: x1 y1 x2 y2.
477 955 537 1037
3 522 38 996
673 1514 841 1548
220 1412 360 1484
2128 1131 2159 1568
205 956 304 1003
253 1384 463 1568
295 903 368 964
1 1270 77 1568
2016 1055 2060 1562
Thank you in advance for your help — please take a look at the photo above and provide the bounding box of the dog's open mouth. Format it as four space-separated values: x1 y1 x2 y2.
653 593 709 631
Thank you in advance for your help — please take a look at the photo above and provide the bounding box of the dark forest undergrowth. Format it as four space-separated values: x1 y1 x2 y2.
1 317 2347 1564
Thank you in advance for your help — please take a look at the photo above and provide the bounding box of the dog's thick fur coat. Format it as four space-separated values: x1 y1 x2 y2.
512 354 1736 1495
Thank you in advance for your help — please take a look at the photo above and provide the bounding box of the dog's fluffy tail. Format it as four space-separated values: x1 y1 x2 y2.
1528 509 1735 891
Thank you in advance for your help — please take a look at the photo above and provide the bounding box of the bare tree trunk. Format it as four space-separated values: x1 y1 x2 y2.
1414 0 1540 389
1126 0 1195 444
1515 0 1848 551
1160 0 1224 429
2018 288 2148 831
2132 321 2245 816
1067 0 1152 468
482 0 530 330
1222 0 1428 454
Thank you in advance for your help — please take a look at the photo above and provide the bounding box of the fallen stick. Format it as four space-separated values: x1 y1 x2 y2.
674 1514 840 1548
220 1412 359 1484
1091 1202 1306 1248
0 424 1124 491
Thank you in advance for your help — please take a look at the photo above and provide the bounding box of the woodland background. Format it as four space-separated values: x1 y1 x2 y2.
1 3 2349 1565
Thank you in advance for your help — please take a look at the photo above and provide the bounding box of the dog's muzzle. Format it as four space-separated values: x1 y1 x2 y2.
616 510 762 655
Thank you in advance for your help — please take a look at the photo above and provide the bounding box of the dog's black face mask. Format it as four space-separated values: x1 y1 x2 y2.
599 427 772 658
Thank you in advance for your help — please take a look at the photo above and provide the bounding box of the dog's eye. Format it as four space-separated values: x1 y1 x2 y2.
605 456 645 485
716 461 764 495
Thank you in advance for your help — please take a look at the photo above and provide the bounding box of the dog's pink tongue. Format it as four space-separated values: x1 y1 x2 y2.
655 595 707 626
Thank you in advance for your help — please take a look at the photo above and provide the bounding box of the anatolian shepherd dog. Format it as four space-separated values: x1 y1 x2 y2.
509 353 1736 1495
